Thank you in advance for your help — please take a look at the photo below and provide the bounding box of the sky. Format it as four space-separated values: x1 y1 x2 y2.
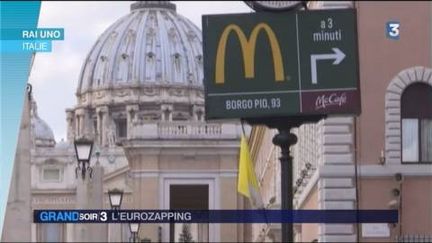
29 1 252 141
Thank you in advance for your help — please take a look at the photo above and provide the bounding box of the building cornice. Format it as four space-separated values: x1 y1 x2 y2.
32 188 76 194
103 165 129 182
358 164 432 177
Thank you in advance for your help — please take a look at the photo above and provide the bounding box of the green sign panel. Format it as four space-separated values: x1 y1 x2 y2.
202 9 360 119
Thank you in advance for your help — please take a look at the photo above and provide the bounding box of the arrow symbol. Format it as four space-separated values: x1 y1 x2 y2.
310 48 346 84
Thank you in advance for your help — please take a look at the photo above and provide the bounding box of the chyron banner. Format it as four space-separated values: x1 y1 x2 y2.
202 9 360 119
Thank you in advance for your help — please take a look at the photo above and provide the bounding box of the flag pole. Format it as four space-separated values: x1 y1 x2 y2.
240 118 247 136
240 118 270 228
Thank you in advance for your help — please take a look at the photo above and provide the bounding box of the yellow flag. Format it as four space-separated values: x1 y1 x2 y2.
237 135 264 208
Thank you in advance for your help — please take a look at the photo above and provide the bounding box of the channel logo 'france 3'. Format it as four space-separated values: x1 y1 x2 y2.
386 21 400 40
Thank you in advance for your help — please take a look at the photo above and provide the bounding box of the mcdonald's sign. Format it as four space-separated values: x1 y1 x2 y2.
203 10 360 119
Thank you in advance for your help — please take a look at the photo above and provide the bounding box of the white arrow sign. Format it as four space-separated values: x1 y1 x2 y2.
310 48 346 84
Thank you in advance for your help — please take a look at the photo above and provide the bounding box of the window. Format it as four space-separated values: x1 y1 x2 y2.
38 224 64 242
163 109 171 121
42 168 61 182
93 119 98 136
401 83 432 163
115 119 127 138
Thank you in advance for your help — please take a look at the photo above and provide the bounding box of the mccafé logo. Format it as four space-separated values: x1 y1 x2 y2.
315 93 347 110
215 23 285 84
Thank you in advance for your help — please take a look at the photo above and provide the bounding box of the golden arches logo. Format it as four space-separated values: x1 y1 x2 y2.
215 23 285 84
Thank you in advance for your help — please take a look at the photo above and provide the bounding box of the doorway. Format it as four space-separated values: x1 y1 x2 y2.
161 177 219 242
169 185 208 242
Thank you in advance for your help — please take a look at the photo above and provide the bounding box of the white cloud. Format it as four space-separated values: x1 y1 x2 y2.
29 1 251 141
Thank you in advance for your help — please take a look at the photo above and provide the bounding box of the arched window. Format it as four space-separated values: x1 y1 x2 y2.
401 83 432 163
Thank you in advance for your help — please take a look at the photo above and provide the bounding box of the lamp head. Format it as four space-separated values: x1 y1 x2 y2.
108 188 124 209
74 138 94 162
129 223 140 233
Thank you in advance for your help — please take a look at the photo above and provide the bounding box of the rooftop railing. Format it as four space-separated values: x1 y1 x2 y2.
129 121 240 140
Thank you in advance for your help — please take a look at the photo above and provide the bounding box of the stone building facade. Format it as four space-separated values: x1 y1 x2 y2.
248 1 432 242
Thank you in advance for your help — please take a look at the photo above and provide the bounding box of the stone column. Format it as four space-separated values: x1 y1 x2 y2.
74 175 89 242
318 116 357 242
75 114 81 138
126 105 139 139
108 222 124 242
74 161 106 242
75 109 85 138
76 108 93 139
83 109 93 139
66 109 75 142
87 161 107 242
96 106 109 146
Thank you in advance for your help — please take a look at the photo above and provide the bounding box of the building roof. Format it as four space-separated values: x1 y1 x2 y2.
30 99 56 147
76 1 203 95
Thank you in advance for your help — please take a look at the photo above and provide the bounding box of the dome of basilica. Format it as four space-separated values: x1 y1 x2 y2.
31 100 56 147
76 1 203 96
67 1 207 145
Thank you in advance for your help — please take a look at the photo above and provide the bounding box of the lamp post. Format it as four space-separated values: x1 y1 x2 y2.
74 138 94 180
108 188 124 242
108 188 124 210
129 223 140 243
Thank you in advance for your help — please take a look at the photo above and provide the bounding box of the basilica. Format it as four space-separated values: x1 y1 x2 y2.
3 1 244 242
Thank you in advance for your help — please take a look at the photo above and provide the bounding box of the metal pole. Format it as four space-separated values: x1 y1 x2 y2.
273 128 297 243
245 115 323 243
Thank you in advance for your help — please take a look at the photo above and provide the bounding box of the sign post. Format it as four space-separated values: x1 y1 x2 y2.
202 8 359 243
245 115 323 242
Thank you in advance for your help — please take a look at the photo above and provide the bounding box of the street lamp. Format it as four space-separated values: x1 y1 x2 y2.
129 223 140 242
108 188 124 210
74 138 94 179
108 188 124 242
